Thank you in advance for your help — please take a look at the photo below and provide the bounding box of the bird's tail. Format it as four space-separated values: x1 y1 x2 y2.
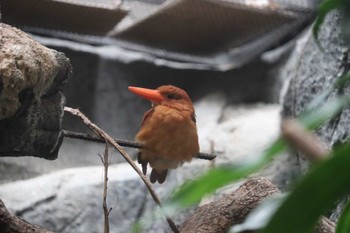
150 169 168 184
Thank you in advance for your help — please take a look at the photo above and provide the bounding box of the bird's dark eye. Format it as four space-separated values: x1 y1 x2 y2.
167 93 176 99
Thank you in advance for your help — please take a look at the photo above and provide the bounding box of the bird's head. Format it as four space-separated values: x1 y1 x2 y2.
128 85 194 111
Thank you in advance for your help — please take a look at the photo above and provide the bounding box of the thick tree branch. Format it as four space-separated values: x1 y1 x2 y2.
0 199 53 233
180 177 279 233
180 177 335 233
64 107 179 233
62 130 217 160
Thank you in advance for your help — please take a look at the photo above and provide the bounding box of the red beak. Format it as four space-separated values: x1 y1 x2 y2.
128 86 165 102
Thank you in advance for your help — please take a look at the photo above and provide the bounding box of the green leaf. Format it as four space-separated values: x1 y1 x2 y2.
334 73 350 90
166 139 286 209
261 143 350 233
304 73 350 113
131 222 142 233
335 200 350 233
168 166 252 209
300 95 350 129
301 73 350 129
230 195 287 233
313 0 344 49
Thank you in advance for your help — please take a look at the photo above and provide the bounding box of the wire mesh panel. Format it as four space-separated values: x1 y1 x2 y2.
112 0 316 69
0 0 317 70
1 0 127 35
115 0 295 55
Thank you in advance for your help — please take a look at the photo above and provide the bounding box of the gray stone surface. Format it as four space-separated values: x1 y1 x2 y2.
0 23 72 160
0 162 212 233
0 165 142 233
0 102 281 232
281 11 350 220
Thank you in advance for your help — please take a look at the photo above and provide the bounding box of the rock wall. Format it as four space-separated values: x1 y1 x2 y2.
0 23 72 160
281 11 350 220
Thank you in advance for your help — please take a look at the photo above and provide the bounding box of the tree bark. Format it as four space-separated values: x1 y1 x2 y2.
316 217 336 233
180 177 335 233
0 199 53 233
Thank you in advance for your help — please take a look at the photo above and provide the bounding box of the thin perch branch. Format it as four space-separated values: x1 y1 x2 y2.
62 130 216 160
99 142 110 233
64 107 179 233
64 130 143 148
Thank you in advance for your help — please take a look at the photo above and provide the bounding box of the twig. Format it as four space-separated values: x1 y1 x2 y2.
281 118 329 162
64 107 180 233
62 130 216 161
98 143 110 233
209 140 216 168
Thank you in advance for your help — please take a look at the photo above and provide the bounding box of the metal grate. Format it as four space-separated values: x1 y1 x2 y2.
0 0 317 70
111 0 316 69
1 0 127 36
114 0 296 55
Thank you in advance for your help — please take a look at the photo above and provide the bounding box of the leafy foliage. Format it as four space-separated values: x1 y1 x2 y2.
166 75 350 211
166 139 285 209
230 195 287 233
261 143 350 233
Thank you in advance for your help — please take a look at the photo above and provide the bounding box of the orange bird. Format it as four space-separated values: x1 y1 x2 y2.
128 85 199 184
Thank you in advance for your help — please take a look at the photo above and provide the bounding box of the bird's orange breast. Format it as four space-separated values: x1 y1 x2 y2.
136 105 199 170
